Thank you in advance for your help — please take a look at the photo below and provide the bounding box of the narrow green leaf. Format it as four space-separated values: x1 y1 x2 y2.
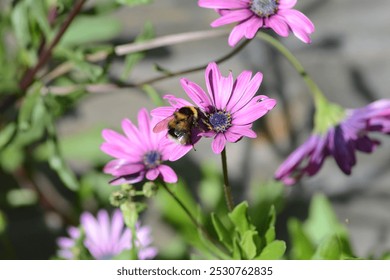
60 15 122 47
256 240 286 260
0 210 6 234
232 237 242 260
240 230 258 259
228 201 254 235
28 0 51 38
265 225 275 245
18 88 41 131
116 0 153 7
304 194 348 245
11 2 31 48
122 21 155 78
0 123 16 150
141 84 164 107
287 218 315 260
211 213 233 251
312 234 342 260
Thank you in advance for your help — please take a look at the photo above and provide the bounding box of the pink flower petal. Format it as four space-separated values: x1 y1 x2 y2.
180 78 212 109
205 62 222 106
278 9 315 33
228 22 247 47
278 0 297 9
244 16 264 39
211 9 253 27
158 164 178 183
228 72 263 113
266 15 290 37
198 0 250 9
218 72 234 110
211 133 227 154
146 168 160 181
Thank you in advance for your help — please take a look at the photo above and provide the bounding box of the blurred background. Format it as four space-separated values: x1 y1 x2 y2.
1 0 389 259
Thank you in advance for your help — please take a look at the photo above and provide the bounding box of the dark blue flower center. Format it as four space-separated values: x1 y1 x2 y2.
250 0 278 17
209 111 232 133
143 151 161 169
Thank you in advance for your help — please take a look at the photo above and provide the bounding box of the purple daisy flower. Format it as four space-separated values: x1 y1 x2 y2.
152 62 276 155
56 209 158 260
198 0 315 47
275 99 390 185
101 108 178 185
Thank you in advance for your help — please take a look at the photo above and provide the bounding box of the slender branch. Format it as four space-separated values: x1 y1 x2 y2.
115 29 230 56
19 0 87 92
256 32 325 104
129 39 251 87
160 182 214 241
221 148 234 212
41 39 251 95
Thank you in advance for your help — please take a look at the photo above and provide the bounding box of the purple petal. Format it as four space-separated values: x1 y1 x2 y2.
211 133 227 154
278 0 297 9
228 72 263 113
198 0 250 9
228 22 247 47
274 135 318 182
138 247 158 260
354 135 379 153
265 15 290 37
180 78 212 109
205 62 222 107
232 96 276 125
146 168 160 181
210 9 253 27
244 16 264 38
158 164 178 183
278 9 315 33
330 126 356 175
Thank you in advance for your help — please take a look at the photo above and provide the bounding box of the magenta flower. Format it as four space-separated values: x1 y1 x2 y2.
198 0 315 47
152 62 276 155
275 99 390 185
57 209 158 260
101 108 178 185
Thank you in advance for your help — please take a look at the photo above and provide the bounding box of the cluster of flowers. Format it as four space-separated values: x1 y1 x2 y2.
57 0 390 259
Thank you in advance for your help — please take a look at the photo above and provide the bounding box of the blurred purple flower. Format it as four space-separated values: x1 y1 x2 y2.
198 0 315 47
275 99 390 185
152 62 276 155
57 209 158 260
101 108 178 185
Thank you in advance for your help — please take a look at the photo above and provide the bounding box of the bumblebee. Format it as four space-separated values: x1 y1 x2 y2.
153 106 208 145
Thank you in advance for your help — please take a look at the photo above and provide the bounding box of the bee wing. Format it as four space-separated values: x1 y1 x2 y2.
153 115 174 133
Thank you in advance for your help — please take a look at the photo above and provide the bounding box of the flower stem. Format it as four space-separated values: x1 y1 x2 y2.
221 148 234 212
160 182 210 237
256 32 327 107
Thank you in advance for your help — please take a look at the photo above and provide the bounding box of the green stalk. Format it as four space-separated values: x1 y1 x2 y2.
221 148 234 212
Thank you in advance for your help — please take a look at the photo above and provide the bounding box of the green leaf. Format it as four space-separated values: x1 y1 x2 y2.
256 240 286 260
0 144 24 172
141 84 164 107
211 213 233 251
0 210 6 234
28 0 51 38
232 237 242 260
116 0 153 7
240 230 258 259
312 235 342 260
287 218 315 260
304 194 347 245
0 123 17 150
121 21 155 78
265 226 275 245
228 201 254 235
60 15 122 47
6 189 38 207
11 1 31 48
18 89 41 131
